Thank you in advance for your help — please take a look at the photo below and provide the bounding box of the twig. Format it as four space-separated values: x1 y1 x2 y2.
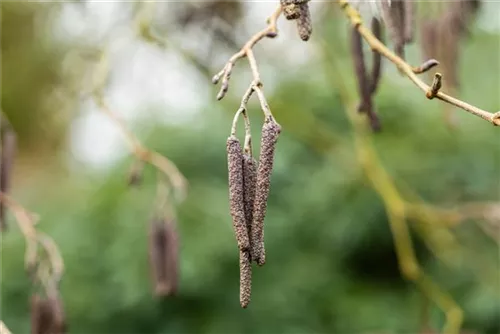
0 321 12 334
212 5 282 100
93 93 187 200
337 0 500 126
0 192 39 272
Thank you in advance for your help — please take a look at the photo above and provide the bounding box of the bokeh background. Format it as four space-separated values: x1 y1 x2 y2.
1 1 499 333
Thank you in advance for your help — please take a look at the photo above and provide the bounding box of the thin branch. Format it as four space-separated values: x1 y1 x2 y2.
0 192 38 272
93 93 187 200
337 0 500 126
0 321 12 334
212 5 282 100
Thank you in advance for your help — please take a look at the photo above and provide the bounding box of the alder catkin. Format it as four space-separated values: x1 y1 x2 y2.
403 0 415 43
381 0 405 59
281 0 300 20
148 218 179 297
351 27 370 114
251 119 281 266
239 250 252 308
296 2 312 41
0 128 16 231
242 153 257 245
370 17 383 94
227 136 250 252
47 293 66 334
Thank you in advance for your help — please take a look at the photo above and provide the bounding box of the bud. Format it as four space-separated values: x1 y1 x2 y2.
227 136 250 252
239 250 252 308
148 218 179 297
251 120 281 266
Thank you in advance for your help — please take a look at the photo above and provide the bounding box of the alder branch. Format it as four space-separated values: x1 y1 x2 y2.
337 0 500 126
212 5 281 123
86 5 188 200
0 192 64 290
0 321 12 334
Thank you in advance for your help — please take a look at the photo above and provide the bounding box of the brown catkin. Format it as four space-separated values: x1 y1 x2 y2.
47 294 66 334
370 17 383 94
281 0 301 20
381 0 405 59
251 120 281 266
227 136 250 252
242 154 257 248
148 218 179 297
239 250 252 308
0 128 16 231
403 0 415 43
296 2 312 41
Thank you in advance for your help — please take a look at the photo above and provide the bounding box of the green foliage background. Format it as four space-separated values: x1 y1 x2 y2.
1 2 499 333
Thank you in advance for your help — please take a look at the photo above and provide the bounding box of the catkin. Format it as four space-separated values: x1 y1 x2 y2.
296 2 312 41
251 120 281 266
351 27 370 115
227 136 250 251
242 153 257 249
148 218 179 297
30 293 66 334
370 17 383 94
281 0 300 20
239 250 252 308
403 0 415 43
381 0 405 59
48 294 66 334
0 128 16 231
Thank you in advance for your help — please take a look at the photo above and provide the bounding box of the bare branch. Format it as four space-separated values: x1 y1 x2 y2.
338 0 500 126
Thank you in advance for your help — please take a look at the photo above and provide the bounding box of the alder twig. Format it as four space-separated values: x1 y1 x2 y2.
337 0 500 126
0 192 64 291
0 321 12 334
212 5 282 100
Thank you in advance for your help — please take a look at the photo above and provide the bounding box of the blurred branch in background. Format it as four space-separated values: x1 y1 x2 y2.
0 192 66 332
338 0 500 126
318 6 499 331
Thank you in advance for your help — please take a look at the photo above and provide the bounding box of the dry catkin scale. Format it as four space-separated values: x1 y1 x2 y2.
239 250 252 308
251 120 281 266
227 136 250 252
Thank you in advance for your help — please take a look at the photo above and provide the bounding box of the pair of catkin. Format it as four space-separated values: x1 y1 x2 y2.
380 0 415 60
227 117 281 308
31 292 66 334
350 18 383 131
0 126 16 231
281 0 312 41
148 217 179 297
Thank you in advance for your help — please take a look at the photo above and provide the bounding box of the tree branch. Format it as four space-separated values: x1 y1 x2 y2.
337 0 500 126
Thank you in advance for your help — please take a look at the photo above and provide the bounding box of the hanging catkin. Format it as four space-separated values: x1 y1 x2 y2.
0 128 16 231
227 136 250 252
381 0 405 59
239 250 252 308
296 1 312 41
30 293 66 334
251 119 281 266
370 17 383 94
403 0 415 43
148 218 179 297
242 153 257 249
281 0 301 20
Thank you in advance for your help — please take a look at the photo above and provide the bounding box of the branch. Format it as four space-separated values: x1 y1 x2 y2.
0 192 64 290
337 0 500 126
0 321 12 334
212 5 281 98
93 93 187 200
